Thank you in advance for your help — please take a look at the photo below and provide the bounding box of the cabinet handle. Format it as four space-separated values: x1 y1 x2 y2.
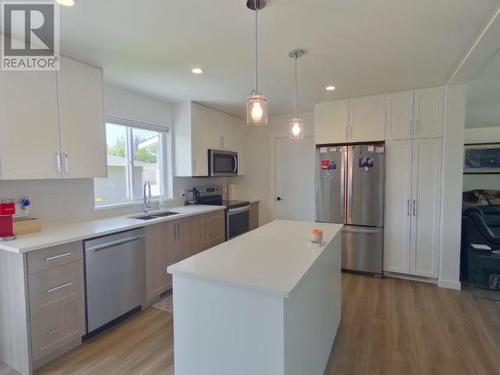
47 282 73 294
64 152 69 173
407 199 412 216
56 152 62 173
45 252 72 262
412 200 417 216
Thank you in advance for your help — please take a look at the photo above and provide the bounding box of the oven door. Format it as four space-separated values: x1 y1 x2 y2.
209 149 238 177
226 206 250 240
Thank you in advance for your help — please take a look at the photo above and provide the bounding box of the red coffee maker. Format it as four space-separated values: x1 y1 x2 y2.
0 200 16 241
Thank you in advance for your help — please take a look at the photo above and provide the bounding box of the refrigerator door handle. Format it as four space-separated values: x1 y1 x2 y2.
407 199 412 216
342 226 382 234
340 147 346 221
347 150 353 220
412 199 417 216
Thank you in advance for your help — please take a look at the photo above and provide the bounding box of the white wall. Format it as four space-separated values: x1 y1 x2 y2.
463 126 500 191
0 84 245 226
244 112 314 225
439 85 467 290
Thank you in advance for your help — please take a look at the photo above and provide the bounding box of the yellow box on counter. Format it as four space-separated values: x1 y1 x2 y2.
13 218 42 235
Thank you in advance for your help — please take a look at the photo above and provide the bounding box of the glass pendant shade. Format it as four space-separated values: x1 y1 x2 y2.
288 49 305 139
246 90 268 125
289 117 304 139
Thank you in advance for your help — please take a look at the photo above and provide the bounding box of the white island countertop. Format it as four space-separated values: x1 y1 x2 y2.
168 220 343 298
0 205 225 254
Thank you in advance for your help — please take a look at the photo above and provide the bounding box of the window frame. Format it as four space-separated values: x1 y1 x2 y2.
94 116 173 209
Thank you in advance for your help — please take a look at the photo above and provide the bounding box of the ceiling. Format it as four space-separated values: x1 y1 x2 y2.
58 0 500 118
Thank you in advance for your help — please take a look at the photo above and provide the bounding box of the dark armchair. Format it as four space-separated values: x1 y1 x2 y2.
461 207 500 289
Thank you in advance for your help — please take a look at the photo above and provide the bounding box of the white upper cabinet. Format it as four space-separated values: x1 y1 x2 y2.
0 70 61 180
386 87 444 141
174 102 246 177
0 52 106 180
57 57 106 179
348 95 386 142
314 99 349 144
316 87 444 145
413 87 444 139
314 96 385 144
386 91 413 140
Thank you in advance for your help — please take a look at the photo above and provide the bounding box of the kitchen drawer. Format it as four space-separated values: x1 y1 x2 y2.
29 261 84 313
30 295 85 361
27 242 83 274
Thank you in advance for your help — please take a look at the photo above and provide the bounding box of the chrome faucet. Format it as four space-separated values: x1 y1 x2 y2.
143 181 152 213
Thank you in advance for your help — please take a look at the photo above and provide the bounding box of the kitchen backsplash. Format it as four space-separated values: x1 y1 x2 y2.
0 176 247 227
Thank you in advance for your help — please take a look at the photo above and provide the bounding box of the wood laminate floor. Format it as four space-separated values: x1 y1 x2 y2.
1 274 499 375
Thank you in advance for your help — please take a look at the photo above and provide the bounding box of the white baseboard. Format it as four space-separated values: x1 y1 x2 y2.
384 271 437 284
437 279 462 290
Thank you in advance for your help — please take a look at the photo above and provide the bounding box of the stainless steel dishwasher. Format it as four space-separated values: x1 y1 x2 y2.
84 228 145 334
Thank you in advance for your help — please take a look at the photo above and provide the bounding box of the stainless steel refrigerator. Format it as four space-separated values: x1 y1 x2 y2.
315 144 385 275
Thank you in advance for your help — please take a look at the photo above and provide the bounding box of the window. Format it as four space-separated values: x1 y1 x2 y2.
94 119 171 207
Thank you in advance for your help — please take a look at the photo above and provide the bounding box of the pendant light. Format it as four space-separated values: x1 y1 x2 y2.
288 49 305 139
246 0 268 126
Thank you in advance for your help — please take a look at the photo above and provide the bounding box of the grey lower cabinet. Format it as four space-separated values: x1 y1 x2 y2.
145 211 226 301
27 242 86 369
249 201 259 231
0 210 227 375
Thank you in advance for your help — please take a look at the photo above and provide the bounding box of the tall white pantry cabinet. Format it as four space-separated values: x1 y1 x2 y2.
314 87 444 279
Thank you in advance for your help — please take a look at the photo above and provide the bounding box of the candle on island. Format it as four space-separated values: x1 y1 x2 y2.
310 229 323 245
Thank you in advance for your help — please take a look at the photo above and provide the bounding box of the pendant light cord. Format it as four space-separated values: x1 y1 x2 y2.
294 54 298 118
255 0 259 92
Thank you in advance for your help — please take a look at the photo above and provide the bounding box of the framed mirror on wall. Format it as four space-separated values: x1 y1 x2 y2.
464 143 500 174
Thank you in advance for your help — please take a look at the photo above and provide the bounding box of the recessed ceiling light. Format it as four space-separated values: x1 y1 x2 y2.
56 0 77 6
191 67 203 75
326 85 336 91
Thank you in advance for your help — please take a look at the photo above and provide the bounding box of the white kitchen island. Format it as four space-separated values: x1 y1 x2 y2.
167 220 343 375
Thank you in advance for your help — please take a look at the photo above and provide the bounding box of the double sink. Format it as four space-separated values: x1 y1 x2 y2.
131 211 179 221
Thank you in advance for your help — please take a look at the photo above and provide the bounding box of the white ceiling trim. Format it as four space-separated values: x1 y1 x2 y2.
448 4 500 85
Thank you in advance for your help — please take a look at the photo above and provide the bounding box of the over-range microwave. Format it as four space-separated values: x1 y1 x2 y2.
208 149 238 177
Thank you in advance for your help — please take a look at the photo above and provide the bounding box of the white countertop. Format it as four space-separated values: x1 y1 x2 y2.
0 205 225 254
168 220 343 298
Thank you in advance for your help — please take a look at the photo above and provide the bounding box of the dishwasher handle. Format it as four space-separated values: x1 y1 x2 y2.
85 235 144 253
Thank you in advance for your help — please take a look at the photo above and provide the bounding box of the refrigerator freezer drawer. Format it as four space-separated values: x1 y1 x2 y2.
342 226 383 275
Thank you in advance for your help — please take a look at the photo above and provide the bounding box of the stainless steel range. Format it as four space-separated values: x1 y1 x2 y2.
190 186 250 240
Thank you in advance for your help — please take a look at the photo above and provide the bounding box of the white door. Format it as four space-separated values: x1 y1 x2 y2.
0 70 61 180
348 95 386 142
57 57 106 178
314 100 349 144
274 137 315 221
410 138 442 277
413 87 444 139
384 140 413 274
386 91 414 140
